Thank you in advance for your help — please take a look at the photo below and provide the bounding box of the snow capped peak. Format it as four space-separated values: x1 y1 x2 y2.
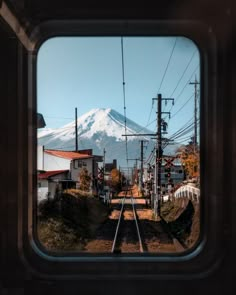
37 108 181 167
38 108 151 141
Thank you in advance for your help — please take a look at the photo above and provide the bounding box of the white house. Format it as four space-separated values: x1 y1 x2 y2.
38 169 70 202
37 146 103 194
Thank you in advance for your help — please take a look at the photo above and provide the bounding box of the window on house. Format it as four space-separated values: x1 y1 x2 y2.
78 161 83 168
36 36 200 255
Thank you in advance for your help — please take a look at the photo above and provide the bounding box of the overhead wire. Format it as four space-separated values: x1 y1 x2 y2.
169 50 197 98
157 37 178 94
121 37 129 167
167 117 195 139
162 118 199 149
145 100 155 130
166 64 199 115
171 93 194 119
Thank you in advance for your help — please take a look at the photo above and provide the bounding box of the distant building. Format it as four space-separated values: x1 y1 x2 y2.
105 159 117 173
160 156 185 186
104 159 117 183
143 155 185 195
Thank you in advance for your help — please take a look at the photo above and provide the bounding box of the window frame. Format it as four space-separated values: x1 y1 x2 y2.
20 19 225 279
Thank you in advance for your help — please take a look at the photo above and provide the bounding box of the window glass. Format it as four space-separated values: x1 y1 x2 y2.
37 37 200 254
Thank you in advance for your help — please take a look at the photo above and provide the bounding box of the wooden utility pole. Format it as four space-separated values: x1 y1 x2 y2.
103 148 106 190
189 76 200 151
75 107 78 151
122 93 174 216
152 93 174 217
127 158 139 186
140 139 148 192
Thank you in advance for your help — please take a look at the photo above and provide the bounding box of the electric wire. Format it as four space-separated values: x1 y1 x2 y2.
144 116 195 164
171 93 194 119
169 50 197 98
157 37 178 94
145 100 155 130
168 65 199 113
121 37 129 167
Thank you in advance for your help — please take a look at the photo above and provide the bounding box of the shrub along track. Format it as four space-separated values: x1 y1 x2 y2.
37 189 198 253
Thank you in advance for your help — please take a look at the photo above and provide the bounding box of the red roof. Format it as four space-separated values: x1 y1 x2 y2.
44 149 93 160
38 170 69 180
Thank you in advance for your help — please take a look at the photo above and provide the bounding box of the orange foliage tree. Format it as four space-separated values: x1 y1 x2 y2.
177 143 200 179
79 168 92 192
110 168 123 192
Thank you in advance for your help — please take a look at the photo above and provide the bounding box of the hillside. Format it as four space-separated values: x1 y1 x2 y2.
38 108 181 167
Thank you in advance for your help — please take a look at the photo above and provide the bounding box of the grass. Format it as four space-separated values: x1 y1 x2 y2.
37 191 110 252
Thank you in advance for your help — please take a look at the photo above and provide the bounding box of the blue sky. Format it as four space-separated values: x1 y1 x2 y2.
37 36 200 144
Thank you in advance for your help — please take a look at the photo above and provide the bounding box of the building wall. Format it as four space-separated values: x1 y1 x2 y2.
161 165 184 185
38 179 48 202
37 145 44 170
44 153 71 171
70 158 93 182
48 182 58 199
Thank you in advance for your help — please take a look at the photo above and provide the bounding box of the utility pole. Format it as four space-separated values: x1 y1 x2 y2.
103 148 106 190
140 140 148 193
75 107 78 152
152 93 174 217
189 76 200 151
127 158 139 186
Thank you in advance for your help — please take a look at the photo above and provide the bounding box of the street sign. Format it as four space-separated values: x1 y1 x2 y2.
164 158 174 167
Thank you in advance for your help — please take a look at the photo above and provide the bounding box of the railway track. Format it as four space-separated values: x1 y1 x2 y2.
111 188 145 253
85 187 186 253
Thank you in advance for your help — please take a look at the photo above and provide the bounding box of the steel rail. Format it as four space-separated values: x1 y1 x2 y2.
131 196 144 253
111 195 126 253
111 188 145 253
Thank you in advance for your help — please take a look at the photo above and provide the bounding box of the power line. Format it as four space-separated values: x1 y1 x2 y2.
189 76 200 150
170 64 199 108
157 37 178 94
163 118 199 149
170 93 194 119
169 50 197 98
121 36 129 166
145 101 155 129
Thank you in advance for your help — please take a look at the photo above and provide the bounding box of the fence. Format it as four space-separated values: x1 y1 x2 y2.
174 184 200 203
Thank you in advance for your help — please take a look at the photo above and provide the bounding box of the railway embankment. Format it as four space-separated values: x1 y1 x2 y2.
37 188 200 253
160 197 200 249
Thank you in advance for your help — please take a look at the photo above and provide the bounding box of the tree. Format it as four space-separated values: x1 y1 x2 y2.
79 168 91 192
177 143 200 180
110 168 123 192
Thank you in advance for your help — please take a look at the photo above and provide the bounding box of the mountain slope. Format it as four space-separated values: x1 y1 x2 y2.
38 108 180 167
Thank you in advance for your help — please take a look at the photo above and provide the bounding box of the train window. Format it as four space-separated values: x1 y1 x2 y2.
36 35 201 256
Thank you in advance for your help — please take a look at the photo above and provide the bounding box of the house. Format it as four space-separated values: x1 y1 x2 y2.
37 146 103 194
104 159 117 173
38 169 71 202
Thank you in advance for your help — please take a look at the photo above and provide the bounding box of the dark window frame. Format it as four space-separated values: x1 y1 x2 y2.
18 19 224 279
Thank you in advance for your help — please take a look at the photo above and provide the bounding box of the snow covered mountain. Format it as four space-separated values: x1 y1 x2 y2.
38 108 180 167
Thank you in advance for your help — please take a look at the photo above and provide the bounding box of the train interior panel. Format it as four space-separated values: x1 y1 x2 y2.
0 0 234 294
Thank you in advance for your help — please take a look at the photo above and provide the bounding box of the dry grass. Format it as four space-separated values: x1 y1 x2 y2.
37 192 111 252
